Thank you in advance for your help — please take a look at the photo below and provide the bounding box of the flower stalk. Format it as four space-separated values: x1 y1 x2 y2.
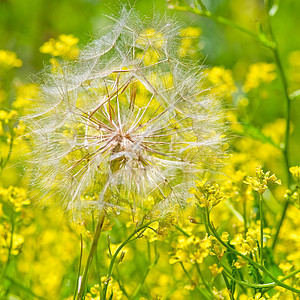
77 211 105 300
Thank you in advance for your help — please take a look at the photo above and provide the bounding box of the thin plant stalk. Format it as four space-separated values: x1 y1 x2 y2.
205 207 300 295
259 194 264 265
73 234 83 300
179 262 213 300
77 211 106 300
172 0 294 250
0 210 15 297
102 220 157 300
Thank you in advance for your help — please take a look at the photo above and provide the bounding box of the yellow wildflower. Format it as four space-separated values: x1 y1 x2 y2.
0 224 24 261
13 83 39 108
244 166 281 194
178 27 201 57
243 62 277 92
209 263 223 277
290 166 300 182
0 49 22 70
136 28 164 49
0 186 30 212
169 234 212 264
40 34 79 59
279 262 293 274
100 276 123 300
205 66 237 98
189 180 228 208
250 293 266 300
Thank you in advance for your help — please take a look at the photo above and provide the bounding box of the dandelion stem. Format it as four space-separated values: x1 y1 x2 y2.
73 234 83 300
77 211 106 300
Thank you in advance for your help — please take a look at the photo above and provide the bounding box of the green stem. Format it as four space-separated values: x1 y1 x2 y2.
205 208 300 295
222 267 275 289
243 200 247 237
92 212 102 298
195 262 213 296
131 242 159 299
4 276 47 300
0 137 13 175
102 220 157 300
0 209 15 296
281 269 300 281
179 262 213 300
73 234 83 300
259 194 264 265
171 5 274 49
266 15 292 250
77 212 106 300
175 225 190 237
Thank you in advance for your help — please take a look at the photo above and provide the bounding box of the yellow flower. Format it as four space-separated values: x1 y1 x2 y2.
136 28 164 49
0 49 22 70
189 180 228 208
40 34 79 59
13 83 39 108
0 186 30 212
290 166 300 182
244 166 281 194
205 66 237 98
169 234 212 265
178 27 201 57
209 263 223 277
243 62 277 92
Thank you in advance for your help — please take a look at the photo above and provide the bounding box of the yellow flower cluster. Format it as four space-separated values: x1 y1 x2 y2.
39 34 79 59
0 223 24 262
247 292 280 300
13 83 39 109
243 62 277 92
0 110 18 140
0 186 30 212
189 180 228 208
243 166 281 194
285 166 300 207
0 49 22 70
231 226 263 255
290 166 300 182
82 277 123 300
136 28 164 66
205 66 237 98
169 234 212 264
178 27 201 57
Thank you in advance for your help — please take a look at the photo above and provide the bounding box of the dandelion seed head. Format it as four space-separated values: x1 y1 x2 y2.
25 9 228 220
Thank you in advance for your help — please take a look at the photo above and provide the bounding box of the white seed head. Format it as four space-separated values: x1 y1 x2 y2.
25 9 227 220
